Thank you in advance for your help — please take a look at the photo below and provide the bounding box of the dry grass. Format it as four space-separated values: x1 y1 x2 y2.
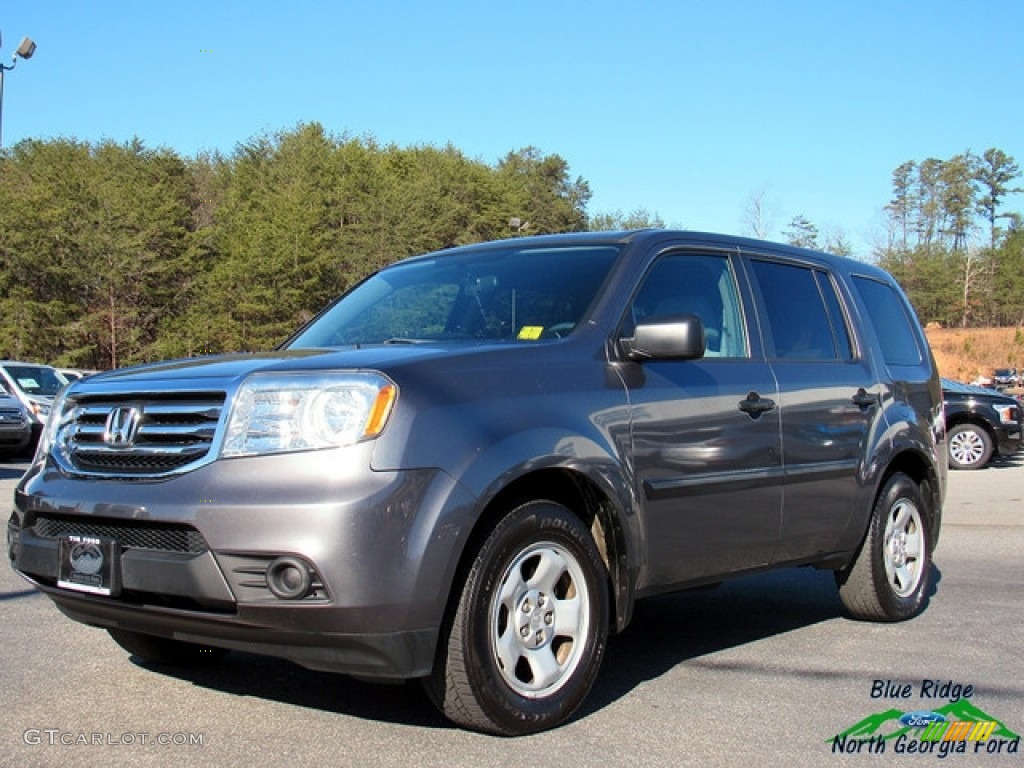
924 326 1024 382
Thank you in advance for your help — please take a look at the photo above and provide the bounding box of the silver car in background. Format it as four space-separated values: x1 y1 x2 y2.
0 361 68 448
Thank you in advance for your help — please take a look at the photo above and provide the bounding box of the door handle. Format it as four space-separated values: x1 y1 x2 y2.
738 392 776 419
852 388 880 410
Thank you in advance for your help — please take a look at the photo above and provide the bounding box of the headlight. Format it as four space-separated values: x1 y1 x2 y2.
33 390 69 463
221 372 397 458
995 404 1019 425
28 399 50 422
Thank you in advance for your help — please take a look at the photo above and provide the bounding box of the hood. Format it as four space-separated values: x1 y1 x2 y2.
67 342 517 395
941 378 1018 404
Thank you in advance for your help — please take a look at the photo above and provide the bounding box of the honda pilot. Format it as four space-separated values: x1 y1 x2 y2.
8 230 946 735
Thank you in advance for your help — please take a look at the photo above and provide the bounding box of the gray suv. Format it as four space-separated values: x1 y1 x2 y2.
8 230 946 735
0 393 32 458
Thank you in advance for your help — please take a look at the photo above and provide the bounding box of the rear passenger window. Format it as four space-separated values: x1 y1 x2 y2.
851 276 923 366
749 260 854 361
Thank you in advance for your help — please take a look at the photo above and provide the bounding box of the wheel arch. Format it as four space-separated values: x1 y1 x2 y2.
447 467 637 639
946 412 998 443
873 448 943 553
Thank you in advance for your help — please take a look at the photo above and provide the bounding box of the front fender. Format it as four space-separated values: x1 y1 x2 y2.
466 428 644 632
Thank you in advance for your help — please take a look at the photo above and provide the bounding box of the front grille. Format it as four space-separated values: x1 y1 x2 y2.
0 407 28 426
33 514 208 554
57 393 225 477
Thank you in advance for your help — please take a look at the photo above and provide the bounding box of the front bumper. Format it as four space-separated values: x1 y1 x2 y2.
994 422 1022 458
0 424 32 453
8 448 475 679
20 575 439 678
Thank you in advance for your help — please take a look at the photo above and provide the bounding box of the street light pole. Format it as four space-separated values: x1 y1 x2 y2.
0 33 38 148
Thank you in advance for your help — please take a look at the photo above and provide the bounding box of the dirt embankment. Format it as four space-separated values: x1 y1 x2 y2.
924 326 1024 383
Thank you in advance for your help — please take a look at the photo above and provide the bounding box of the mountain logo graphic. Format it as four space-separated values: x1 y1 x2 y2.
830 699 1020 742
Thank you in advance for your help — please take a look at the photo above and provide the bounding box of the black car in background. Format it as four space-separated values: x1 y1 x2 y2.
942 378 1022 469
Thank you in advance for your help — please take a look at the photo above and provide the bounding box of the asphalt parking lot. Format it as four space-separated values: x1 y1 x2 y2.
2 455 1021 767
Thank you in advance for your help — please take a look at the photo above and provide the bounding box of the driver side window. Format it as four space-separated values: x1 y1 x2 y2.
631 254 748 358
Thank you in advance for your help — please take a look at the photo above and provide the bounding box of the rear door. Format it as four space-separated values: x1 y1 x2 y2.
744 255 883 562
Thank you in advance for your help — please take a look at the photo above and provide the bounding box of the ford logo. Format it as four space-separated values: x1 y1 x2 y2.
899 711 946 728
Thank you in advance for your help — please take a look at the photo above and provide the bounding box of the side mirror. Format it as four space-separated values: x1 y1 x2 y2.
625 314 706 361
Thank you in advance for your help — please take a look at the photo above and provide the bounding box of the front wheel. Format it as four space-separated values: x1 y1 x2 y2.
425 501 609 735
836 473 933 622
947 423 993 470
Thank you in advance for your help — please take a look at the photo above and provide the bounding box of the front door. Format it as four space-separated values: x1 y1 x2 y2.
624 251 783 590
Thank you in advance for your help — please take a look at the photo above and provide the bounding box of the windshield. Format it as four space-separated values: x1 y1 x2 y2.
287 244 622 348
3 365 67 397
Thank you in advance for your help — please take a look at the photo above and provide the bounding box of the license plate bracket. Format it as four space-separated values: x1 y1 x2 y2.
57 535 120 596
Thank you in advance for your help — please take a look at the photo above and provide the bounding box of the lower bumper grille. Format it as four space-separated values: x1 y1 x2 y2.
32 514 208 554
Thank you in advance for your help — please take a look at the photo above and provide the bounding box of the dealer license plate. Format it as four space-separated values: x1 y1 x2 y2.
57 535 120 596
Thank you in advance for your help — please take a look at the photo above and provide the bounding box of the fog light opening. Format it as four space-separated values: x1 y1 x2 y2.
266 556 313 600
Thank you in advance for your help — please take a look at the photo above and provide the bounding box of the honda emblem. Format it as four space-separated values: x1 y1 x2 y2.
103 406 142 447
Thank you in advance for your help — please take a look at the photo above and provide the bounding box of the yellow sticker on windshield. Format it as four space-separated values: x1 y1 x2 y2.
518 326 544 340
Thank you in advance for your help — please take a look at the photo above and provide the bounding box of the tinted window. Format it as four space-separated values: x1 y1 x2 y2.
851 276 923 366
288 246 620 347
815 271 855 359
750 260 850 361
630 253 747 358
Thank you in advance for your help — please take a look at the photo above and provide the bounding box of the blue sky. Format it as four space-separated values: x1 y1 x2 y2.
2 1 1022 257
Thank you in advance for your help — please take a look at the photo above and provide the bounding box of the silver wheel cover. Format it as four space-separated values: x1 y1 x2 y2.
489 541 591 698
949 428 986 467
883 498 926 598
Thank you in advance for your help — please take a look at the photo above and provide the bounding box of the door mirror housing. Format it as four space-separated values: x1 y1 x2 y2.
625 314 706 361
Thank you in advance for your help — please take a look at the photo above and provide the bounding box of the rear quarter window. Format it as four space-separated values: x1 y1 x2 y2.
850 276 924 366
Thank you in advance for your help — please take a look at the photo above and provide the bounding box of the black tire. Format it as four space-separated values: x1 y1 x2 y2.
425 500 609 736
947 423 993 470
836 473 933 622
107 629 228 665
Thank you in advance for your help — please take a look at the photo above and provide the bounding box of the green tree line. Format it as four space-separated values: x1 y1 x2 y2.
0 123 607 368
871 148 1023 328
771 149 1022 329
2 126 1019 370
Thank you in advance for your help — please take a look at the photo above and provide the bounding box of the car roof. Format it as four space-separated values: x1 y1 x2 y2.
394 229 874 272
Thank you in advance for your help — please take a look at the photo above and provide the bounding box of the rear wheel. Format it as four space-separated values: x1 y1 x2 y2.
947 423 993 470
836 473 933 621
425 501 609 735
108 629 227 665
